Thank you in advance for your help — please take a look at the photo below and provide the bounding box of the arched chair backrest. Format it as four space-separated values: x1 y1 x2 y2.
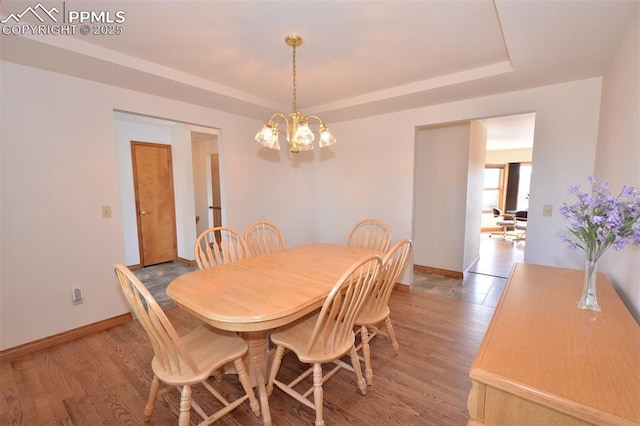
114 263 198 376
357 239 413 321
244 221 287 256
306 255 383 357
194 226 250 269
346 218 391 252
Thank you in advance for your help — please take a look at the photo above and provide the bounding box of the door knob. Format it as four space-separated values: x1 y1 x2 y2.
141 211 148 215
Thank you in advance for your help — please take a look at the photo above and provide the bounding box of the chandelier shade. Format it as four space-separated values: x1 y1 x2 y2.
255 35 337 154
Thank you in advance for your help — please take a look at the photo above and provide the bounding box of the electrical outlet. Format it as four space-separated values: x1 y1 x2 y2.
543 204 553 217
102 206 112 218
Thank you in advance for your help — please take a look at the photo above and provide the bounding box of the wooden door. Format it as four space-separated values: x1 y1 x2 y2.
131 141 177 266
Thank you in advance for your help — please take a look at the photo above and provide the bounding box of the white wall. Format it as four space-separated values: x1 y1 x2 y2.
414 123 471 272
315 78 602 278
170 124 198 262
485 147 532 164
191 133 218 239
594 13 640 320
464 121 488 270
0 58 608 350
0 61 275 349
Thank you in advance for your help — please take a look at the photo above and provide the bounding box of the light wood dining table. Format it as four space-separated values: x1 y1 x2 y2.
166 243 381 425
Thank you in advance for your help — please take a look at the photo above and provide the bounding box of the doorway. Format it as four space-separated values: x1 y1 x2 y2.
476 112 535 277
412 113 535 279
131 141 178 266
114 111 222 267
191 131 221 239
209 154 222 228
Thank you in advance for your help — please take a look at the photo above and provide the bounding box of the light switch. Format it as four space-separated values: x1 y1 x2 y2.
102 206 112 218
72 287 83 305
543 204 553 217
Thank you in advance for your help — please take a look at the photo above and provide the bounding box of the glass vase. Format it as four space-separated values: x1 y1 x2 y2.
577 258 601 312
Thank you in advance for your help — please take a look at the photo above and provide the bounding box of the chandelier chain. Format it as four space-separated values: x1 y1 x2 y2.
292 43 297 113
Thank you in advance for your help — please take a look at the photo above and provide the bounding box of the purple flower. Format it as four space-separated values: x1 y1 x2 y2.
559 177 640 262
591 215 604 225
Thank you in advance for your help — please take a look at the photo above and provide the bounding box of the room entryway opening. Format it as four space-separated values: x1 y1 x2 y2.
113 111 221 269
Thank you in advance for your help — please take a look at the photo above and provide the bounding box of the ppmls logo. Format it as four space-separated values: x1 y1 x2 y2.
1 2 59 24
1 2 126 36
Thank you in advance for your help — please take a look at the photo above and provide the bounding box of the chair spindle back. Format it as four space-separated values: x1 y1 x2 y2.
114 263 198 375
306 255 382 356
347 218 391 252
194 226 249 269
244 221 287 256
358 239 413 320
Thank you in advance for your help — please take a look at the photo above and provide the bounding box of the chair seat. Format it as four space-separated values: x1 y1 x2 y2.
496 219 515 227
515 221 527 230
356 305 390 326
152 325 248 386
271 313 356 364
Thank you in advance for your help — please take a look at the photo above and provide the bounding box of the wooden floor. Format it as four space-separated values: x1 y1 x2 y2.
468 232 525 278
0 290 495 425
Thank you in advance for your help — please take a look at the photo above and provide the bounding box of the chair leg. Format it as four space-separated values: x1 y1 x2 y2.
360 325 373 386
266 345 285 396
312 363 324 426
348 346 367 395
143 375 160 422
178 385 192 426
232 358 261 416
384 316 400 353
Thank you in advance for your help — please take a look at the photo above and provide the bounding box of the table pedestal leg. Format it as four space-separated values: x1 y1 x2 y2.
241 331 272 426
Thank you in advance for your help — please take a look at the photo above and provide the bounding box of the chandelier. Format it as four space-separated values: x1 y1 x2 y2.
255 35 337 153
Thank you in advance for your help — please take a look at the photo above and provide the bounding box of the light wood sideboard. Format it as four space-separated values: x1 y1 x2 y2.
468 263 640 425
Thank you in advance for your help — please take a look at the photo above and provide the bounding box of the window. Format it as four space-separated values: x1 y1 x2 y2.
482 165 505 211
517 163 532 211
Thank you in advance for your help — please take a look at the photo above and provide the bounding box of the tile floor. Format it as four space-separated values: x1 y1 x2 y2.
411 232 523 308
133 261 197 309
412 270 507 308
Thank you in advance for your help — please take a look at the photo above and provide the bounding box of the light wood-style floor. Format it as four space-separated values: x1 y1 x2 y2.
1 289 494 425
1 235 519 425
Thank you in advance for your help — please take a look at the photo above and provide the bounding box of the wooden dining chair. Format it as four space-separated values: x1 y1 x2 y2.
194 226 250 269
266 254 383 426
244 221 287 256
113 263 260 425
347 218 392 252
355 238 413 385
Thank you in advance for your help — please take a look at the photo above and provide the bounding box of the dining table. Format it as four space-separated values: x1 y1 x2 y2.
166 243 382 425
